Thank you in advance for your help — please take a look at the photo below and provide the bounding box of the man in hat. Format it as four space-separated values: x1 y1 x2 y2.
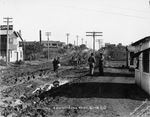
99 53 104 76
88 53 96 75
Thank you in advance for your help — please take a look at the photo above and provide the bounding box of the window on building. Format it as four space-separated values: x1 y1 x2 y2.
1 35 7 43
2 51 6 57
52 43 57 46
9 38 13 44
10 50 12 58
20 51 22 58
143 51 149 73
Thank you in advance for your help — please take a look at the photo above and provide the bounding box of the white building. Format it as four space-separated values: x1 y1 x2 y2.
0 25 23 62
131 36 150 94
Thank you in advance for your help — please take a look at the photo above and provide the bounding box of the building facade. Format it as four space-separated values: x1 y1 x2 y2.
105 43 116 47
41 41 66 48
19 40 66 48
132 36 150 95
0 25 23 62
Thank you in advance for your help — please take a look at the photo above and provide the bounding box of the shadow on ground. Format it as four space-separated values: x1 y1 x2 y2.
85 71 135 77
39 82 149 101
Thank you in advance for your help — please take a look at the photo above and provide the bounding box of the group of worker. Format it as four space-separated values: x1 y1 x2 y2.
88 53 104 76
52 52 104 76
52 57 60 72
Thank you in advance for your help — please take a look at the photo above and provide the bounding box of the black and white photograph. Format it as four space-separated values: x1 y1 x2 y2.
0 0 150 116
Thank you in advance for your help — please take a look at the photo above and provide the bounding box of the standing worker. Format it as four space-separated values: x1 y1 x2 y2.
88 53 96 75
52 57 60 72
78 55 81 66
56 57 61 70
99 53 104 76
52 58 57 72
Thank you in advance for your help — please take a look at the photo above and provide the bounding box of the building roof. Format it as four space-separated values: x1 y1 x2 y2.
41 40 60 43
126 45 135 51
132 36 150 46
16 32 23 41
132 47 150 58
12 31 23 41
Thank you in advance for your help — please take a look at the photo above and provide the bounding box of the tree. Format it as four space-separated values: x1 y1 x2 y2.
117 43 122 46
63 45 68 50
74 46 79 50
68 43 73 48
24 42 44 60
79 44 87 50
58 48 66 54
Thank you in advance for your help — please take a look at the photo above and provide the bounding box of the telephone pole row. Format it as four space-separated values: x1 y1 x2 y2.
66 33 70 45
45 32 51 61
3 17 13 66
76 35 79 46
86 31 103 54
97 39 103 50
81 38 84 45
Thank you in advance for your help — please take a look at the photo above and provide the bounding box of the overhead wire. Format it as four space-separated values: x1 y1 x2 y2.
53 3 150 20
94 3 150 14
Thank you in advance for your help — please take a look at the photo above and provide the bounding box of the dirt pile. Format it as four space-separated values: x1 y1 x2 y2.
0 80 70 117
0 60 87 117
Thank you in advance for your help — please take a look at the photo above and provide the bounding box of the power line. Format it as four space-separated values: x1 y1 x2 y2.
53 2 150 15
45 32 51 61
55 4 150 20
94 3 150 14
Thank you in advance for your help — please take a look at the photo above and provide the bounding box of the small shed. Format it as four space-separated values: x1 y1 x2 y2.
132 36 150 94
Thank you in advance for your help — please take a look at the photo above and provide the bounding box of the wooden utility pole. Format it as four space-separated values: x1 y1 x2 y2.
74 40 75 46
23 40 26 61
45 32 51 61
39 30 42 43
66 33 70 45
81 38 84 44
76 35 79 46
97 39 103 50
86 31 102 54
85 41 87 47
3 17 13 66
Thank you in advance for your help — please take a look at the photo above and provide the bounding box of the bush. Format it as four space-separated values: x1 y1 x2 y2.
58 48 66 54
0 59 6 66
15 60 24 65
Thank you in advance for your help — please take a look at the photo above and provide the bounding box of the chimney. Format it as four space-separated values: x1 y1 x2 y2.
39 30 42 43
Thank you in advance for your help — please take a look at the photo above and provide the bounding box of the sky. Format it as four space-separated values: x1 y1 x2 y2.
0 0 150 49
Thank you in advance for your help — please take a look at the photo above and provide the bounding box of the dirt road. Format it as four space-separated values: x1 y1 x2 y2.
0 63 150 117
43 67 150 117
